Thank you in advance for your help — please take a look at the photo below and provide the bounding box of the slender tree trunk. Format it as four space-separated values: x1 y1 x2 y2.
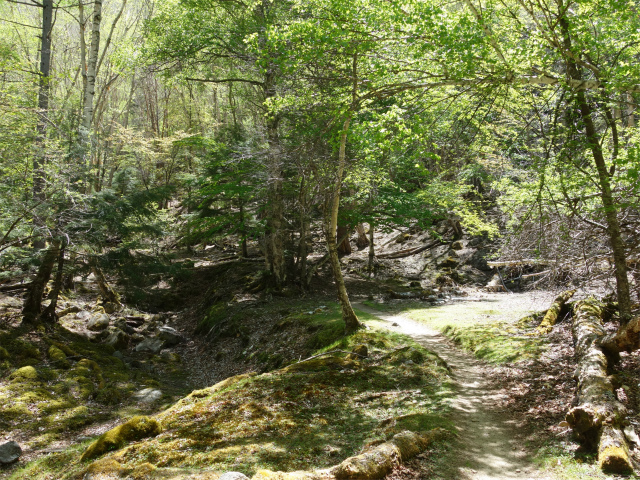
22 240 60 324
79 0 102 191
560 13 632 323
327 118 362 334
34 0 53 204
239 200 248 258
41 240 67 323
368 223 375 273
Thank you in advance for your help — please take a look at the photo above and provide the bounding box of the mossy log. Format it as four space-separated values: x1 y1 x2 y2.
600 315 640 354
332 429 447 479
536 289 576 334
565 298 633 474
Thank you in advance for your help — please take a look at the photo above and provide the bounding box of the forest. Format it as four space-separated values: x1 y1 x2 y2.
1 0 640 478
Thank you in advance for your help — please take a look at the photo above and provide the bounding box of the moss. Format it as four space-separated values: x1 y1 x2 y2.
83 458 125 476
0 346 9 360
9 365 39 382
598 444 633 474
385 347 425 365
95 387 124 405
48 345 70 369
283 356 359 372
81 416 162 461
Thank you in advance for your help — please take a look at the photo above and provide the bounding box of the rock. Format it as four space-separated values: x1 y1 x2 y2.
0 441 21 464
157 326 184 347
9 366 39 382
115 318 136 334
87 313 110 331
219 472 250 480
102 302 118 314
409 281 421 288
81 416 161 461
349 345 368 359
105 329 130 350
112 351 124 360
0 346 9 360
135 337 164 354
0 296 22 309
76 310 91 320
437 256 459 269
48 345 70 368
133 388 162 403
58 305 81 317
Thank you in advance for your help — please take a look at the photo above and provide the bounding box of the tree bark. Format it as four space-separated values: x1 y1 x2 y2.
326 118 362 334
559 12 632 323
40 240 66 323
565 298 632 474
536 289 576 334
337 225 352 255
355 224 369 249
79 0 102 190
600 315 640 354
368 223 375 273
22 240 60 324
91 262 121 311
33 0 53 210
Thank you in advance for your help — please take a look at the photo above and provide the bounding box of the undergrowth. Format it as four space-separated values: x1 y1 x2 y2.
8 306 455 479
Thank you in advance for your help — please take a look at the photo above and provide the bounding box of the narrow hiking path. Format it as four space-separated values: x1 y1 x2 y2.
355 302 557 480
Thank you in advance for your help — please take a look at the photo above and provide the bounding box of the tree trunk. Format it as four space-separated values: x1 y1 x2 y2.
536 289 576 334
22 240 60 324
565 298 632 474
337 225 352 255
327 118 362 334
368 223 375 273
40 240 66 323
600 315 640 354
79 0 102 190
560 14 632 323
356 223 369 250
33 0 53 234
91 262 121 312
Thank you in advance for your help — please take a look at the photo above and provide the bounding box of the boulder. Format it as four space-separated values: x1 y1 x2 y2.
133 388 162 403
451 240 464 250
105 329 130 350
76 310 92 320
0 441 21 464
135 337 164 354
157 326 184 347
0 296 22 309
81 416 162 461
348 345 368 360
9 366 39 382
87 313 110 331
219 472 250 480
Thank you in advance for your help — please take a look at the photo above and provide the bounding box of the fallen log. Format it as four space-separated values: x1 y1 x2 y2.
600 315 640 354
0 282 31 292
536 289 576 334
565 298 632 474
377 240 441 259
487 259 551 267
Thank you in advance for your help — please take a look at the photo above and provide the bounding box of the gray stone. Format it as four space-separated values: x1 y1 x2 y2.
112 351 124 360
0 441 21 464
135 337 164 354
158 326 184 347
133 388 162 403
105 329 130 350
219 473 250 480
0 296 22 309
87 313 110 331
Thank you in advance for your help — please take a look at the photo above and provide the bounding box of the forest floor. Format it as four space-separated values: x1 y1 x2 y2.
4 246 640 479
356 299 555 479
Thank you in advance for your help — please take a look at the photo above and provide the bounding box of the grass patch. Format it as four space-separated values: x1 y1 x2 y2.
9 315 454 479
365 298 547 364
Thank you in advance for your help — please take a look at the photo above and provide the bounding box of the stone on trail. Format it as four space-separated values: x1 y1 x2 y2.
158 326 185 347
135 336 164 353
88 313 110 331
219 473 250 480
105 329 130 350
0 441 22 464
133 388 163 403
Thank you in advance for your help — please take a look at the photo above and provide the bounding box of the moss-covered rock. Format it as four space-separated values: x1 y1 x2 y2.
48 345 70 369
253 470 322 480
283 356 359 373
0 346 8 360
81 416 162 461
9 366 39 382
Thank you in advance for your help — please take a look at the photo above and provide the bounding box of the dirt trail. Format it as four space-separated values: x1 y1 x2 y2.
355 302 556 480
